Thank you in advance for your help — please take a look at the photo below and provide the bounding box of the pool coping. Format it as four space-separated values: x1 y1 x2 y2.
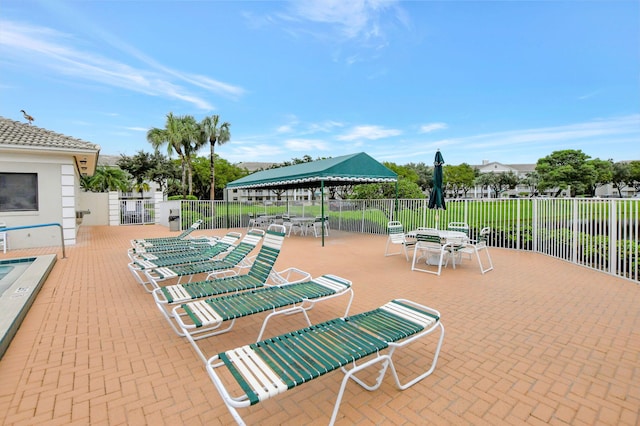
0 254 57 360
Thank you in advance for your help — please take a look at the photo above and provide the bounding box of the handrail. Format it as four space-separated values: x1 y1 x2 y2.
0 223 66 259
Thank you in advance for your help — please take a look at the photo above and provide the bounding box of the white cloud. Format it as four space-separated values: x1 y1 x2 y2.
284 139 329 151
337 125 402 141
460 115 640 150
419 122 448 133
0 19 244 110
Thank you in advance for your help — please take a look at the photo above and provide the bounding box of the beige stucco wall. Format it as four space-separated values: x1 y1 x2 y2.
76 191 110 226
0 151 77 249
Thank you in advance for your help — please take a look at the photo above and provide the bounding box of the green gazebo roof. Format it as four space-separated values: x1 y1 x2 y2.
226 152 397 190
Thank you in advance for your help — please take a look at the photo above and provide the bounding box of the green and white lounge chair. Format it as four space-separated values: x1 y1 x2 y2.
127 232 243 285
130 219 203 247
152 226 307 334
128 237 219 256
140 228 269 292
127 232 241 261
173 274 354 363
206 299 444 426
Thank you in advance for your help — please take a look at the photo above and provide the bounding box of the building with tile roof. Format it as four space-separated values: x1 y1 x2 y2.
0 116 101 248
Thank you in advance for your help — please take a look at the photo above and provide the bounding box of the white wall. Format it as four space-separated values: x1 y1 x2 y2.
0 152 71 249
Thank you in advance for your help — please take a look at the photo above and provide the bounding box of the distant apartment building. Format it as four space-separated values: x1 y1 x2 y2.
227 162 314 204
472 160 636 198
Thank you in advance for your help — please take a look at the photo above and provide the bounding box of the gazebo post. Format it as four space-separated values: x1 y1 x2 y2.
321 180 325 247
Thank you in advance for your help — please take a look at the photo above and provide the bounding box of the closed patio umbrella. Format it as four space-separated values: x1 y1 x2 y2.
428 150 446 227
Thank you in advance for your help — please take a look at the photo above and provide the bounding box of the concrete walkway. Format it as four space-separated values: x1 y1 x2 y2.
0 225 638 425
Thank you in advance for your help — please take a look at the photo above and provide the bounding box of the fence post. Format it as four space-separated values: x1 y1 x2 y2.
532 198 538 253
609 200 617 275
572 199 579 265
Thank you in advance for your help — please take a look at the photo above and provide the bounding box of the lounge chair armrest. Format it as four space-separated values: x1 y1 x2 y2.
268 267 312 285
205 269 239 280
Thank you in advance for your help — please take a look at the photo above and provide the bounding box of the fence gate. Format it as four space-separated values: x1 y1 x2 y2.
119 198 155 225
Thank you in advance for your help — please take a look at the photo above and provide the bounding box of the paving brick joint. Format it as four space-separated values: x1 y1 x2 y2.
1 225 638 425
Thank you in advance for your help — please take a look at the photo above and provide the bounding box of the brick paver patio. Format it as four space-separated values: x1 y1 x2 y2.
0 225 638 425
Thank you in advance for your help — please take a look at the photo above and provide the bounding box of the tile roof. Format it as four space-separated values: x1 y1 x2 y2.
0 116 100 152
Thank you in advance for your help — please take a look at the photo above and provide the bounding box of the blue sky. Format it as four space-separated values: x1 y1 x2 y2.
1 0 638 167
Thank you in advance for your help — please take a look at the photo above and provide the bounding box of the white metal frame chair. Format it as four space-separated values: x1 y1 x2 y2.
384 221 415 261
206 299 444 426
247 213 258 229
311 216 329 237
411 229 452 275
455 227 494 274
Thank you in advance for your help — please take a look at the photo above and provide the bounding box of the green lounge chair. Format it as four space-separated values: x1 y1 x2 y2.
130 219 203 247
152 226 307 334
127 231 240 261
127 232 242 285
140 228 269 292
174 274 354 363
206 299 444 426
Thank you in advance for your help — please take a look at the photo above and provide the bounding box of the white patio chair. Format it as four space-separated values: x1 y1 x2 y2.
411 229 451 275
311 216 329 237
247 213 258 230
282 215 294 236
455 227 494 274
384 221 415 261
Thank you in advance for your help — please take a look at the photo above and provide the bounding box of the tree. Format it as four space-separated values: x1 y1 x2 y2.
474 172 518 198
536 150 595 197
188 154 248 200
610 162 630 197
521 171 541 197
350 179 424 199
405 162 432 191
116 151 156 198
628 160 640 193
199 115 231 200
147 113 191 197
84 165 131 192
475 173 494 198
178 115 200 197
147 152 180 195
444 163 476 198
585 158 613 197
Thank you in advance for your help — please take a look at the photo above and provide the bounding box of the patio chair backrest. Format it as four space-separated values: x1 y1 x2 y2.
222 229 265 265
387 221 407 244
247 226 286 282
477 227 491 246
447 222 469 235
415 229 442 244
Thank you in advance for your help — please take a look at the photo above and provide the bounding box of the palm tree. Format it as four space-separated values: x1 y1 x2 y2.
87 166 131 192
179 115 200 197
147 113 190 197
199 115 231 200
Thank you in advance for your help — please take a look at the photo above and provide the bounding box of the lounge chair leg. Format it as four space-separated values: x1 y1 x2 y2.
388 321 445 389
330 355 393 425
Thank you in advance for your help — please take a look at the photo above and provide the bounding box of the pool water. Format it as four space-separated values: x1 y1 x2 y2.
0 265 14 280
0 260 33 297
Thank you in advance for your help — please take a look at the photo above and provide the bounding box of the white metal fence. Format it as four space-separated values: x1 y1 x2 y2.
175 198 639 283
